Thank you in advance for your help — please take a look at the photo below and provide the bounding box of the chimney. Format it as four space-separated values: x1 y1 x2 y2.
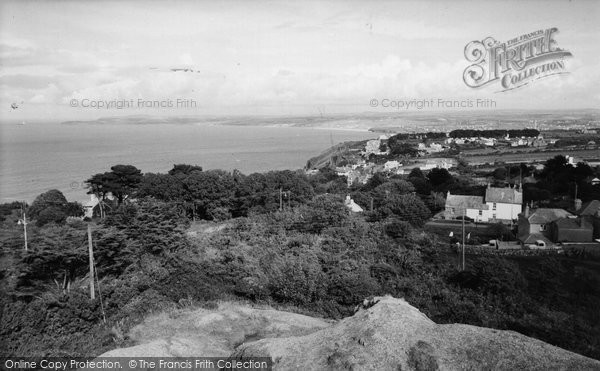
574 198 582 211
524 204 530 217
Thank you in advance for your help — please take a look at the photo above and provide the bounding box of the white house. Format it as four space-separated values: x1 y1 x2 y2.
344 195 364 213
383 160 401 171
483 185 523 222
445 185 523 223
82 194 99 219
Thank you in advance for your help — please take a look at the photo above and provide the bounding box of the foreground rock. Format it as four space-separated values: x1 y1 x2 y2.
101 301 330 357
101 297 600 370
234 296 600 370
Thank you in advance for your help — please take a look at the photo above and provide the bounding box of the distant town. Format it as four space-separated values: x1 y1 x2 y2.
306 119 600 253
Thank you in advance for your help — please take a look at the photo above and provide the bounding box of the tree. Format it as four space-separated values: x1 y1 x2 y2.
85 173 113 218
16 224 88 295
183 170 236 219
385 219 411 239
408 168 425 179
102 200 190 255
107 165 143 204
427 168 455 190
372 180 415 208
297 194 349 234
386 134 419 157
86 165 143 207
168 164 203 176
408 177 432 196
28 190 82 226
371 193 430 226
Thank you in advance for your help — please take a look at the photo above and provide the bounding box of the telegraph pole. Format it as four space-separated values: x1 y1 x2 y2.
87 224 95 300
279 188 283 211
461 209 466 271
18 210 28 251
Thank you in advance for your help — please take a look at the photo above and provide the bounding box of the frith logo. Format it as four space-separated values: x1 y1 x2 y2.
463 28 572 91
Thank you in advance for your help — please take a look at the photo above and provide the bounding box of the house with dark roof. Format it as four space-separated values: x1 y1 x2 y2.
517 207 573 242
577 200 600 217
576 199 600 239
549 217 593 243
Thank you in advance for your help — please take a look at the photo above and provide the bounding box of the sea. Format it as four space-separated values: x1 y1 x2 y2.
0 121 375 203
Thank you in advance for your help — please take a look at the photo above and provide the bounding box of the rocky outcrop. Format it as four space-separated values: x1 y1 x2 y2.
100 302 331 358
100 297 600 370
234 296 600 370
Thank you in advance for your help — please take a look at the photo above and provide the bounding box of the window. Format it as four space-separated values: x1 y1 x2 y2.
493 203 497 210
540 224 546 231
493 213 497 219
478 210 483 216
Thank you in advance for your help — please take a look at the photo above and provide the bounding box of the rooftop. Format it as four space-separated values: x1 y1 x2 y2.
527 208 573 224
485 186 523 204
578 200 600 216
520 232 552 245
446 194 487 210
553 217 593 230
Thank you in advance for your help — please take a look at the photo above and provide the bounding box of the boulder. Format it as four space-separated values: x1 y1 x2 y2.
234 296 600 370
100 297 600 370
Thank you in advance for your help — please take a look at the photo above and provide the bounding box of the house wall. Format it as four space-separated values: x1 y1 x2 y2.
518 219 546 238
529 223 545 235
466 208 483 221
551 226 593 242
445 206 481 220
484 202 521 221
445 206 464 219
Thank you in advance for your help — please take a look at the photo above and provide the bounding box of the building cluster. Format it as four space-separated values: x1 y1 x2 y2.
444 134 554 148
517 200 600 248
444 185 600 249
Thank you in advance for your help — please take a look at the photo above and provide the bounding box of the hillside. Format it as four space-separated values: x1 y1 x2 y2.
304 140 367 170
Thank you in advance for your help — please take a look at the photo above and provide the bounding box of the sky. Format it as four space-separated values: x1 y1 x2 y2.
0 0 599 120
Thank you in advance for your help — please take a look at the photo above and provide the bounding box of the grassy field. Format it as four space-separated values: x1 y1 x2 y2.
462 148 600 165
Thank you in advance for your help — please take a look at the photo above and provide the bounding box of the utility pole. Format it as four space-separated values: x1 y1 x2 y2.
17 210 28 251
461 208 466 271
279 188 283 211
87 223 95 300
